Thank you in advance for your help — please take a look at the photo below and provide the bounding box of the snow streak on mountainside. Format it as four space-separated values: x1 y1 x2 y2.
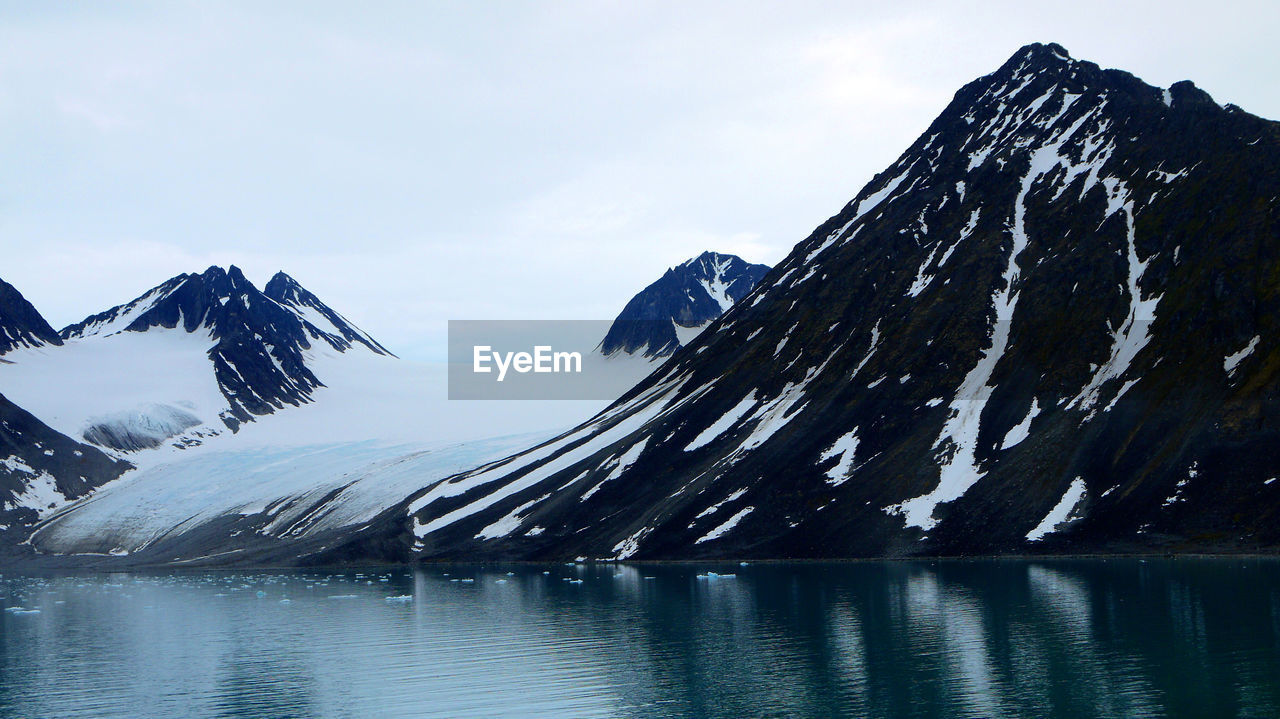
601 252 770 358
305 42 1280 565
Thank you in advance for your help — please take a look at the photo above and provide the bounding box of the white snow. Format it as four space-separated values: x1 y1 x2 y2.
694 506 753 544
1 458 71 515
890 137 1058 530
1026 478 1087 541
852 165 914 226
64 283 176 338
32 433 546 555
0 329 229 454
851 322 880 378
698 255 737 312
672 320 709 348
1224 336 1260 376
802 161 915 264
1068 183 1162 414
610 526 653 560
408 379 678 539
938 209 981 268
580 437 650 501
1000 398 1040 450
821 428 860 486
694 488 747 520
730 381 807 454
684 393 757 452
475 493 551 541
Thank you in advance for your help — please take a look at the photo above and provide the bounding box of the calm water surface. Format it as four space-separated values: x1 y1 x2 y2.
1 559 1278 718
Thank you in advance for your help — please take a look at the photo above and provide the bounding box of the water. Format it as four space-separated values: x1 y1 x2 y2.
1 559 1279 718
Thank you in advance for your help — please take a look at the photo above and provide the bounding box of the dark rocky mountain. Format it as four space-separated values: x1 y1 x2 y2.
61 265 389 436
264 272 394 356
601 252 771 358
307 42 1280 564
0 278 62 356
0 392 132 544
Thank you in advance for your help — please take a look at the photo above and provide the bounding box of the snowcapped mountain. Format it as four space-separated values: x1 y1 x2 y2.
0 268 609 563
12 43 1280 567
0 278 62 356
310 42 1280 564
2 265 390 455
264 272 394 357
601 251 770 358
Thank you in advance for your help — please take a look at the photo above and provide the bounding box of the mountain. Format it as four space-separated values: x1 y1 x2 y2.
2 266 390 454
0 278 62 356
0 392 132 545
601 252 771 358
306 42 1280 564
264 272 394 357
11 43 1280 568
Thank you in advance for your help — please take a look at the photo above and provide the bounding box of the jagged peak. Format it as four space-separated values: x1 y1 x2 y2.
263 271 305 302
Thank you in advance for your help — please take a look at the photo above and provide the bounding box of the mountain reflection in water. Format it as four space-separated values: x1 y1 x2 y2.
0 559 1276 718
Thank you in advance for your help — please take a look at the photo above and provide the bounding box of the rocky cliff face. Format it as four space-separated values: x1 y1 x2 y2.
326 42 1280 563
0 278 62 356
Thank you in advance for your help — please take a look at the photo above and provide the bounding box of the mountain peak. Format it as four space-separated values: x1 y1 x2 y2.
602 251 771 358
0 277 63 355
262 271 304 301
52 264 393 437
1019 41 1071 62
262 271 393 357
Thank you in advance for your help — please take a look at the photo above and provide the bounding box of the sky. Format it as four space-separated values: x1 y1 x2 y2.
3 0 1278 361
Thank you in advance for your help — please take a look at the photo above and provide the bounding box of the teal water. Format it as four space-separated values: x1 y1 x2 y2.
1 559 1278 718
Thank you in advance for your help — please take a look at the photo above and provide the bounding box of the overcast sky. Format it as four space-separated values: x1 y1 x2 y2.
3 1 1277 360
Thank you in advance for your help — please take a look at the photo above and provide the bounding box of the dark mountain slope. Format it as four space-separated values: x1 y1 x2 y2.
0 278 62 356
315 42 1280 564
264 272 394 356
